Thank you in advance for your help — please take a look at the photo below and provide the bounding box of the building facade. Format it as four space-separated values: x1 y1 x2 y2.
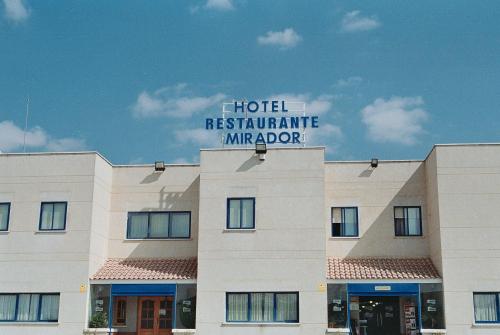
0 144 499 335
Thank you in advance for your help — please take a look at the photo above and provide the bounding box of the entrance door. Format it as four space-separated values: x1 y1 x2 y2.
358 296 400 335
138 296 173 335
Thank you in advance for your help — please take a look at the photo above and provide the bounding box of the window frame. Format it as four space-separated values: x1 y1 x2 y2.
226 198 256 230
331 207 359 237
0 293 60 322
0 202 11 232
225 292 299 323
38 202 68 231
112 296 127 326
393 206 423 237
473 292 500 324
126 211 191 239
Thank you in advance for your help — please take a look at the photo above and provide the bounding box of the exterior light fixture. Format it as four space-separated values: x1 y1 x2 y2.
255 142 267 161
371 158 379 168
154 161 166 172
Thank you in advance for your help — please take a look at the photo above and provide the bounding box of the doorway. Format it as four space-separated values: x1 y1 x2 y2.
137 296 173 335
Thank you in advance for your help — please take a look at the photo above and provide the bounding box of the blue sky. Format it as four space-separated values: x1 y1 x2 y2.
1 0 499 164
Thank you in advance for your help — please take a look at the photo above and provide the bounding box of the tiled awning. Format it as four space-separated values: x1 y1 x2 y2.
327 257 440 280
91 258 197 281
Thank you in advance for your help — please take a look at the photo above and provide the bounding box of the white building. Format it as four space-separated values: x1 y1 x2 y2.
0 144 499 335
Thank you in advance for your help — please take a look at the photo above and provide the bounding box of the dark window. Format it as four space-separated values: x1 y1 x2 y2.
227 198 255 229
394 206 422 236
0 293 59 322
473 292 500 323
226 292 298 323
0 203 10 231
113 297 127 326
332 207 358 237
39 202 67 231
127 212 191 239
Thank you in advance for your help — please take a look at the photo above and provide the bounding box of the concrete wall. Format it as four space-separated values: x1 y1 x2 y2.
0 153 100 335
432 145 500 334
325 160 429 258
196 148 327 335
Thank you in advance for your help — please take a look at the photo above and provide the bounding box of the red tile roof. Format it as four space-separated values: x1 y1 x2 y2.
327 257 440 280
91 258 197 280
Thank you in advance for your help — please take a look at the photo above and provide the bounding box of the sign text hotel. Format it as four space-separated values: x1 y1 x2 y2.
205 100 319 145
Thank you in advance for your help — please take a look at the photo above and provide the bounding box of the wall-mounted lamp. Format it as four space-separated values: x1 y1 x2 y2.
255 142 267 161
155 161 166 172
371 158 379 168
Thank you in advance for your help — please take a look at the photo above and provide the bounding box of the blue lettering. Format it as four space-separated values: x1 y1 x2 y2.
311 116 319 128
292 132 300 143
261 100 269 112
205 118 214 130
225 133 239 144
279 117 288 129
281 101 288 112
247 101 259 113
267 132 277 144
271 100 279 112
237 118 245 129
279 132 291 144
245 133 253 144
246 118 254 129
216 118 224 130
257 117 266 129
234 101 245 113
268 117 276 129
290 117 299 128
226 118 234 130
256 133 265 143
301 116 309 128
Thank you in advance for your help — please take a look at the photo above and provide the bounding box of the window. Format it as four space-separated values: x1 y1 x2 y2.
474 293 500 323
394 206 422 236
327 284 348 328
113 297 127 326
227 198 255 229
226 292 298 323
332 207 358 237
420 283 445 329
0 293 60 322
39 202 67 231
127 212 191 239
0 203 10 231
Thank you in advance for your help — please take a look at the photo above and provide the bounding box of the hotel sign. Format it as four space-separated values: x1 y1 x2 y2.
205 100 319 145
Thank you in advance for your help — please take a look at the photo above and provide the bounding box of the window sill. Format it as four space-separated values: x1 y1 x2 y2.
0 231 9 234
326 328 350 334
420 329 446 334
0 322 59 326
472 323 500 328
393 235 425 239
124 238 192 241
329 236 360 240
35 231 66 234
221 322 299 327
223 229 256 233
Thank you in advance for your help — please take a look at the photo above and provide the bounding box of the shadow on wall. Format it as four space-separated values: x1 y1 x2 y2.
124 175 200 259
237 154 263 172
345 163 429 258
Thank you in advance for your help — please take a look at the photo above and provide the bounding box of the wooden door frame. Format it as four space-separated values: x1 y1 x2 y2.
137 296 174 335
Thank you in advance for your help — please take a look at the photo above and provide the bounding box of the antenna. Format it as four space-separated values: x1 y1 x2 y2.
23 96 30 153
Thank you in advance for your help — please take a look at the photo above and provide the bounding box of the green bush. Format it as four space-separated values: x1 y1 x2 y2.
89 312 108 328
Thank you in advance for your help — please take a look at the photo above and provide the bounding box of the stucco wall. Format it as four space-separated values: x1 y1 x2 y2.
196 148 327 335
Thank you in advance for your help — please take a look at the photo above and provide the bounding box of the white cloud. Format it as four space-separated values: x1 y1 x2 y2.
361 96 428 145
205 0 233 11
131 84 226 118
334 76 363 88
174 128 220 147
257 28 302 49
341 10 380 33
0 120 86 152
3 0 29 22
267 93 334 115
307 123 343 154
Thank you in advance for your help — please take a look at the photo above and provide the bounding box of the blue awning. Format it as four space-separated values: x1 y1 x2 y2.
111 284 176 296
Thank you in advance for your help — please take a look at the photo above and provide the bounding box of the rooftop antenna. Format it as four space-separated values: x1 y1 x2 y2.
23 96 30 153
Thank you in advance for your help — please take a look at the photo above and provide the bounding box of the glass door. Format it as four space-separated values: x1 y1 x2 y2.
138 297 173 335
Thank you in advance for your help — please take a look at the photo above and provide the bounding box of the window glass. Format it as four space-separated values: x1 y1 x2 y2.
52 203 66 230
227 293 248 321
128 213 149 238
113 297 127 326
0 203 9 231
241 200 254 228
149 213 169 238
394 206 421 236
420 283 445 329
228 200 241 229
332 207 358 237
170 213 190 238
40 203 54 229
40 295 60 321
250 293 273 322
89 284 110 328
0 295 17 321
327 284 348 328
275 293 298 322
474 293 498 322
175 284 197 329
407 207 421 235
17 294 40 321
